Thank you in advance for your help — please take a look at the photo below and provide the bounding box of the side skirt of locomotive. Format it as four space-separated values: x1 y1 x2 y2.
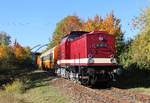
56 65 122 85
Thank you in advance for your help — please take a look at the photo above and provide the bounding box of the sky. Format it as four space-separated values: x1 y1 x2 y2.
0 0 149 51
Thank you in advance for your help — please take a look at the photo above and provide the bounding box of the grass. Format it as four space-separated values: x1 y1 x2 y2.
0 70 70 103
4 79 25 94
129 87 150 95
0 66 34 86
24 85 69 103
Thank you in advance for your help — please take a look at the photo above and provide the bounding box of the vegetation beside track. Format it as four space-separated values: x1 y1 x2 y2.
0 70 70 103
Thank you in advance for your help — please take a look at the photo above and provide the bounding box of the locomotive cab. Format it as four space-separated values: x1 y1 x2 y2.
86 31 117 65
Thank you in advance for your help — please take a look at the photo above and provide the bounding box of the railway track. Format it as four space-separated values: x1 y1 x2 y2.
51 78 150 103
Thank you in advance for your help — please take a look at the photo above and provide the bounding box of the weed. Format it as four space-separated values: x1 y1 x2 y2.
4 79 25 94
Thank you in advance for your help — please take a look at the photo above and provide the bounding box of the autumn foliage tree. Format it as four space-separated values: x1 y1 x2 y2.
0 45 15 67
0 32 14 68
13 42 32 65
82 15 103 32
50 16 82 47
0 33 32 69
82 13 122 36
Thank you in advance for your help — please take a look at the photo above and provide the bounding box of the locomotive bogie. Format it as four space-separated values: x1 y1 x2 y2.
55 65 118 85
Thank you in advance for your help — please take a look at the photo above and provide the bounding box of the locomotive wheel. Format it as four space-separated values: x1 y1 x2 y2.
79 75 90 85
78 68 89 85
81 78 90 85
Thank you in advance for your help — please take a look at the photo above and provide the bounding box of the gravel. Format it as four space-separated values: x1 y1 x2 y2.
51 78 150 103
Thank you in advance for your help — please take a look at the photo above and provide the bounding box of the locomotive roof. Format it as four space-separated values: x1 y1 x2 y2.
62 31 89 39
62 31 114 39
60 31 115 44
60 31 89 44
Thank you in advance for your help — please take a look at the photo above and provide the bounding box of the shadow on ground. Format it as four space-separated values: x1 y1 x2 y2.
0 64 56 90
0 65 35 86
25 70 56 90
112 68 150 89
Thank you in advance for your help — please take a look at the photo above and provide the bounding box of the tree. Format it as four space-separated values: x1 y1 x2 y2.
0 45 15 67
52 16 82 46
131 32 150 69
131 8 150 69
13 42 32 65
0 32 11 46
0 32 13 67
82 12 122 36
121 7 150 70
132 8 150 32
82 15 104 32
119 39 134 69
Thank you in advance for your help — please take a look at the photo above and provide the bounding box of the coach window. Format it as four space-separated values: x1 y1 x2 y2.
49 54 53 63
43 56 46 61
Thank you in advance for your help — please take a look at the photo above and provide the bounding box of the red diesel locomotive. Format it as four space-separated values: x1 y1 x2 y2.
56 31 120 85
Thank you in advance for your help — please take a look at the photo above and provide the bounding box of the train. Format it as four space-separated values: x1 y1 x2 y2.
36 31 121 85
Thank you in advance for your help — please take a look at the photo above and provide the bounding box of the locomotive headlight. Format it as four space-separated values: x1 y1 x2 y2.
110 58 117 64
57 61 60 65
113 69 117 73
88 57 94 63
